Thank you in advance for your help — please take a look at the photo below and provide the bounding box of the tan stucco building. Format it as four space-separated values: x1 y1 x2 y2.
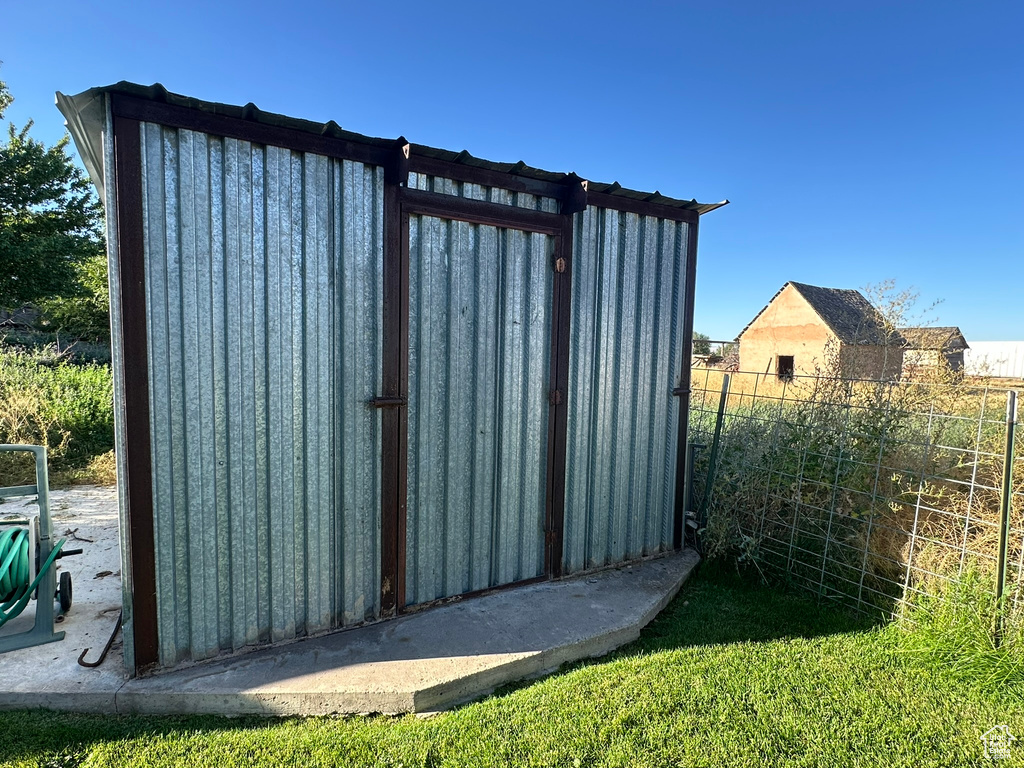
738 282 904 381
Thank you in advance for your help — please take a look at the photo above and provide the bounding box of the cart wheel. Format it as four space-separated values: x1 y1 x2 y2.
58 571 73 614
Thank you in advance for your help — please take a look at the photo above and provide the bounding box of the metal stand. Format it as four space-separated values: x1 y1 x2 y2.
0 444 65 653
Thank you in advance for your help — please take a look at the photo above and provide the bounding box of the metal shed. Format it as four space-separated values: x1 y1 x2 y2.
57 83 725 676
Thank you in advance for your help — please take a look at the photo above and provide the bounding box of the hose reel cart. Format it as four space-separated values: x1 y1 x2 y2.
0 444 80 654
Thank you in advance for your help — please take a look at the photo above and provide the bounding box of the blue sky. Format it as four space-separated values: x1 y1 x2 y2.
5 1 1022 340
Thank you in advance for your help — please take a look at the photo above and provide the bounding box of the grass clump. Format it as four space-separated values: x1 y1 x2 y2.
897 564 1024 689
689 357 1022 618
50 449 118 487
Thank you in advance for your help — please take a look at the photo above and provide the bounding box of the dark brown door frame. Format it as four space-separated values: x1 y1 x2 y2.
378 183 576 615
110 115 161 675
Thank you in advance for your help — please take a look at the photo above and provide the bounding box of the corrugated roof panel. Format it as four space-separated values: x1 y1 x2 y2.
57 82 726 217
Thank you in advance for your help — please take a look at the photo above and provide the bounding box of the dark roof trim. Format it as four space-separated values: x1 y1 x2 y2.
62 82 727 222
407 153 568 201
587 191 701 225
110 92 392 168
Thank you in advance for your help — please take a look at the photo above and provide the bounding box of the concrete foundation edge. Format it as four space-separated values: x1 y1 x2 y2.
1 550 700 717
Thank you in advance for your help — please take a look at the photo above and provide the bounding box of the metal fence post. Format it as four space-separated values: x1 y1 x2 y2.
698 374 731 527
995 390 1018 646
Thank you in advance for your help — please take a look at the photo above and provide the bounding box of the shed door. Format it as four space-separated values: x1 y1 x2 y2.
404 214 555 606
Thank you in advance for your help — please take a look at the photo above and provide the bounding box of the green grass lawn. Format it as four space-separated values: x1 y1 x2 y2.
2 568 1021 768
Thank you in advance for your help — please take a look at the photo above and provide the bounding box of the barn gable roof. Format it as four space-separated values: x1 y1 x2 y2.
738 281 903 347
899 326 969 351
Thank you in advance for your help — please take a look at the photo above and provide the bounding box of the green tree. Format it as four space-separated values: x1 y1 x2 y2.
693 332 711 355
0 74 107 338
36 250 110 341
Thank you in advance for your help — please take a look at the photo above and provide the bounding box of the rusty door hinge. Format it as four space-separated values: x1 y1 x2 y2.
549 390 562 406
554 257 566 273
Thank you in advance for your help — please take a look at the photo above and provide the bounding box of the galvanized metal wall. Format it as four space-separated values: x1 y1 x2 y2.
408 172 560 213
139 122 383 665
405 214 553 604
563 207 689 573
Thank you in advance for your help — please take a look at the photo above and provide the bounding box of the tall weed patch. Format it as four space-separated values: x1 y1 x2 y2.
690 364 1022 617
0 349 114 484
691 364 1023 685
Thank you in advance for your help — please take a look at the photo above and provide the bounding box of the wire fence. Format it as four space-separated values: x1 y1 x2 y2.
688 368 1023 620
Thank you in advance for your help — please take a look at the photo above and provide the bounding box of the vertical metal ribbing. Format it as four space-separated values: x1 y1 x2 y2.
405 215 552 606
673 216 698 550
140 124 382 666
662 219 685 550
471 224 497 589
563 208 692 574
632 215 657 557
564 209 597 573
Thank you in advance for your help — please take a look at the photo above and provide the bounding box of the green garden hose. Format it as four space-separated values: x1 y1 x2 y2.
0 526 66 629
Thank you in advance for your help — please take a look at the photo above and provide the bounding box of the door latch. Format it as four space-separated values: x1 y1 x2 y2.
368 396 407 408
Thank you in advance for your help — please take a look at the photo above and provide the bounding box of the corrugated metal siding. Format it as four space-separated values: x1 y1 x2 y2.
563 207 689 573
408 172 559 213
405 215 552 604
965 342 1024 379
139 122 383 666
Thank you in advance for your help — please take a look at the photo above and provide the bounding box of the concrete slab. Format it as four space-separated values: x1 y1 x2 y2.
0 485 125 711
115 548 699 716
0 498 699 716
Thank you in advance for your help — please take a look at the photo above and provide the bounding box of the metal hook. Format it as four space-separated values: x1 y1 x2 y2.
77 611 122 668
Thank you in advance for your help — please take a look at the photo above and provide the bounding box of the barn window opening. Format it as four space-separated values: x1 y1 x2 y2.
777 355 794 381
